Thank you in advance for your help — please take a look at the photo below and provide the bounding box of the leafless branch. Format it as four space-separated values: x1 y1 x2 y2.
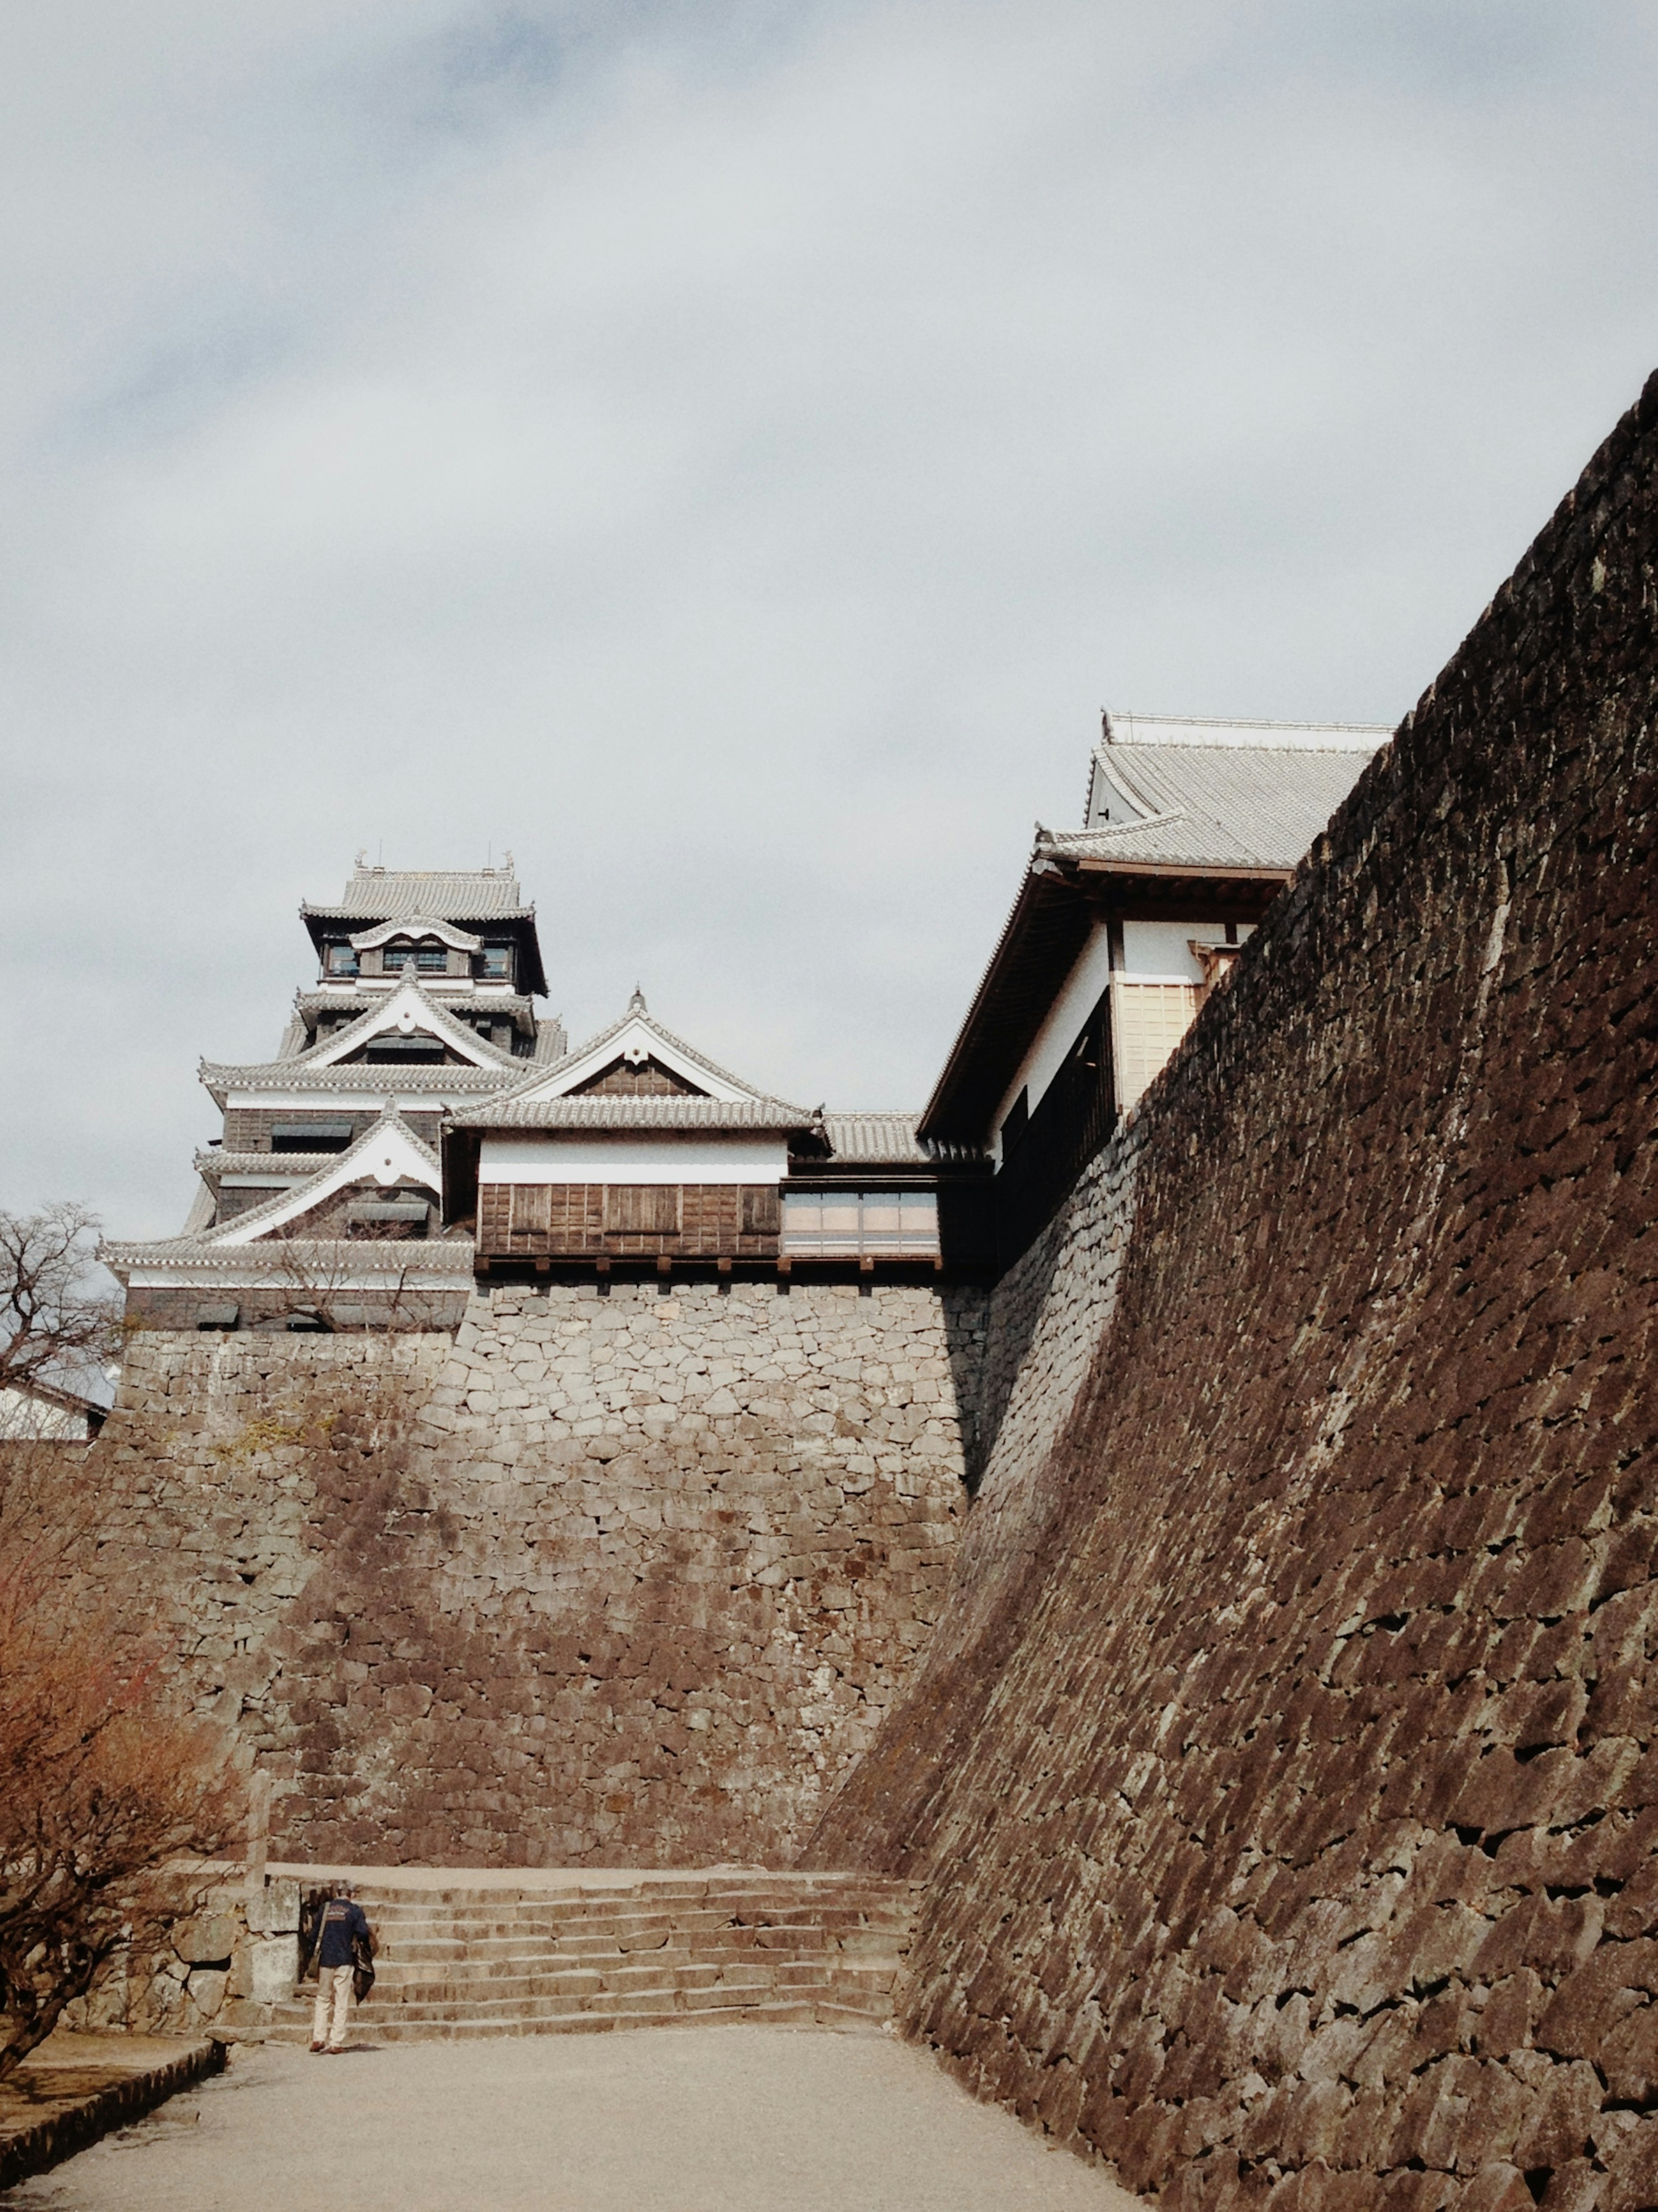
0 1204 122 1401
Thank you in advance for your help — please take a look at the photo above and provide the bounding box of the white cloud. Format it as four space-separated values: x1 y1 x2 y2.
3 0 1656 1233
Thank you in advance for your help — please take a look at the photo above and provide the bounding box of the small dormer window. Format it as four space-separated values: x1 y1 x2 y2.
326 945 358 977
480 945 512 980
415 946 446 973
382 944 414 972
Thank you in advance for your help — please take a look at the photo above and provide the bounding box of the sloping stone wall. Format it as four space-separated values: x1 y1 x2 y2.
80 1279 982 1867
809 376 1658 2209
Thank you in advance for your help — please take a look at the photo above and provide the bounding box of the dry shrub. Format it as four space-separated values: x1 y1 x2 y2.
0 1439 241 2077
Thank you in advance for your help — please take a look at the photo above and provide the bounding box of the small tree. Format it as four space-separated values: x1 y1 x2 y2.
0 1563 241 2075
0 1204 237 2076
0 1204 122 1408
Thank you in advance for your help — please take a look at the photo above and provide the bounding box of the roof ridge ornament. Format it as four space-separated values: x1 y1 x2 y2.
628 985 648 1013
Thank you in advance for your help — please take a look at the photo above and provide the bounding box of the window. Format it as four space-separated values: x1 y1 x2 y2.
365 1034 445 1064
508 1185 551 1240
381 943 414 972
416 946 447 973
480 944 513 980
741 1186 781 1236
1113 982 1200 1108
271 1121 354 1154
781 1190 939 1257
325 944 358 976
604 1185 680 1234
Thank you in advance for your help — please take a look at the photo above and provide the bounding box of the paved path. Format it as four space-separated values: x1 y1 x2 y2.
5 2025 1142 2211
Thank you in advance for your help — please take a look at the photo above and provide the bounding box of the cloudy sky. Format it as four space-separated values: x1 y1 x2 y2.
3 0 1655 1238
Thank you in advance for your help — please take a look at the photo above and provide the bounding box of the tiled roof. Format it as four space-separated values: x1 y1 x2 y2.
481 999 814 1117
202 1061 518 1103
819 1113 929 1163
276 982 524 1072
451 1096 810 1132
295 991 538 1023
1073 734 1386 872
101 1237 475 1277
190 1111 442 1245
1100 711 1387 752
194 1151 337 1180
919 713 1391 1145
302 867 530 921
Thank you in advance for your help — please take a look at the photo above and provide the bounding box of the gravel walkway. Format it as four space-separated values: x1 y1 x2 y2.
4 2025 1142 2210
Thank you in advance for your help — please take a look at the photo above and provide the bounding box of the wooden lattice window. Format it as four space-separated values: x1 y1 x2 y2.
604 1185 680 1233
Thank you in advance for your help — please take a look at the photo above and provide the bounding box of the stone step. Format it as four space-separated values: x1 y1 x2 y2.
263 1868 914 2044
365 1960 902 2002
336 1881 911 1912
282 1985 892 2029
268 1999 876 2043
357 1896 911 1927
351 1905 911 1928
371 1954 905 1993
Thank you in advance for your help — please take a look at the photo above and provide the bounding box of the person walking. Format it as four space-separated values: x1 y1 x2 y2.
308 1880 375 2054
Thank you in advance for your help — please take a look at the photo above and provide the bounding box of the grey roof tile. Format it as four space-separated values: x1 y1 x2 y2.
818 1114 933 1165
302 867 530 921
1071 734 1386 871
451 1096 809 1132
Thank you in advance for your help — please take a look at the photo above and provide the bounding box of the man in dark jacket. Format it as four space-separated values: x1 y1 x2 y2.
309 1881 373 2054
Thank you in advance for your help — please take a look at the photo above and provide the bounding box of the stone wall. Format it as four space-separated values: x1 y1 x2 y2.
81 1278 982 1868
122 1285 470 1331
809 373 1658 2210
68 1877 303 2039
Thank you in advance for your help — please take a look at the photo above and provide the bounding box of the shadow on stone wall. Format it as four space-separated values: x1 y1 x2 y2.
809 373 1658 2209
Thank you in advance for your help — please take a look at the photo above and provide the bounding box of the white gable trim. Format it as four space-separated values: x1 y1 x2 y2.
506 1014 754 1104
211 1114 441 1245
306 979 503 1070
349 916 484 954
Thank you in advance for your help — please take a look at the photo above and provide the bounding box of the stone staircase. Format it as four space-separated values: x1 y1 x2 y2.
267 1872 916 2042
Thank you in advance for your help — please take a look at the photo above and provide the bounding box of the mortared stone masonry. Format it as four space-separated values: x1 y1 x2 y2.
806 373 1658 2207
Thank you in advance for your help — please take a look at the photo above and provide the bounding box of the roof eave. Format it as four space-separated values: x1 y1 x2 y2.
917 859 1092 1149
1072 858 1296 881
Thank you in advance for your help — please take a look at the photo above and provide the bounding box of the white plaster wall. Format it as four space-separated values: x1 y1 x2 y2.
0 1385 89 1439
1121 918 1254 984
990 921 1114 1163
478 1134 789 1184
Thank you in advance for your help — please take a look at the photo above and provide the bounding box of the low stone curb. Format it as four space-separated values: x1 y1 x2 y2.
0 2036 225 2192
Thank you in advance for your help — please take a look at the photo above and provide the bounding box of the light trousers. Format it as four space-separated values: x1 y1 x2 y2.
313 1962 353 2049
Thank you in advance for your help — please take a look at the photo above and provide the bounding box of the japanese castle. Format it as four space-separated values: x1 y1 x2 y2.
104 715 1386 1329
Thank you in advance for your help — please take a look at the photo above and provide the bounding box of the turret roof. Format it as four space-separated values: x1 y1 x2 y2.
456 993 815 1123
301 864 530 921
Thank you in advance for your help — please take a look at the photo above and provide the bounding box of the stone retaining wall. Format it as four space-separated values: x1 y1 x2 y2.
78 1278 983 1867
810 376 1658 2209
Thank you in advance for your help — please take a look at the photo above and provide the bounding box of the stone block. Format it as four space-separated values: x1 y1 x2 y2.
248 1935 301 2004
174 1914 239 1965
247 1877 301 1935
185 1968 229 2020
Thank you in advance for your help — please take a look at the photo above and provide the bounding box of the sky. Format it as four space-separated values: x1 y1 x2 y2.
3 0 1656 1240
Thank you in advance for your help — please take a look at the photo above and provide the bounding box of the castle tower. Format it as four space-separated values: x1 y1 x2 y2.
102 861 993 1329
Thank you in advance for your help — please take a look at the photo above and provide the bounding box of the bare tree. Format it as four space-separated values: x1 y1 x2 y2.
0 1211 237 2070
0 1441 241 2076
0 1204 123 1401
